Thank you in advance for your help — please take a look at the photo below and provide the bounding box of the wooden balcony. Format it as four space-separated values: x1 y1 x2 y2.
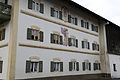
0 2 11 24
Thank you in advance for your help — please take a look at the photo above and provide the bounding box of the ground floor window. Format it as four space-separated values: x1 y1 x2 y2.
26 61 43 73
50 61 63 72
0 61 3 73
69 61 79 71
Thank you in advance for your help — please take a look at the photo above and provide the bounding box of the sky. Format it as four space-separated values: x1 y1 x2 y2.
72 0 120 26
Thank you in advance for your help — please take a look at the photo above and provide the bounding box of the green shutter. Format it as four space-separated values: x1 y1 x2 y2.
39 61 43 72
82 62 85 71
0 61 3 73
81 20 84 27
89 63 91 70
76 62 79 71
68 15 71 23
27 28 32 40
51 8 54 17
59 11 62 20
76 39 78 48
40 3 44 14
60 36 63 45
2 29 5 40
60 62 63 72
40 31 44 42
68 38 72 46
26 61 31 73
69 62 72 71
50 61 54 72
75 17 78 25
28 0 32 9
82 41 84 48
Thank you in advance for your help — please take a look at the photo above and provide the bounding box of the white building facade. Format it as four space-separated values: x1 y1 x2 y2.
0 0 120 80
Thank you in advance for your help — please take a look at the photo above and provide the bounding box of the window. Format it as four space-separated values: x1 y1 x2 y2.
81 20 89 29
0 29 5 41
28 0 44 14
92 42 99 51
91 24 98 32
113 64 117 72
82 40 90 49
69 61 79 71
82 60 91 71
50 61 63 72
27 28 44 42
51 7 62 20
68 15 78 25
93 61 101 71
51 33 63 45
0 61 3 73
68 37 78 48
26 61 43 73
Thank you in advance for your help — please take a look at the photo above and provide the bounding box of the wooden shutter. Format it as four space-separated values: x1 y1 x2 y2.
51 7 54 17
50 61 54 72
76 39 78 48
60 36 63 45
93 63 96 70
69 62 72 71
40 31 44 42
39 61 43 72
76 62 79 71
28 0 32 9
60 62 63 72
81 20 84 27
82 41 84 48
26 61 31 73
2 29 5 40
98 63 101 70
0 61 3 73
27 28 32 40
68 38 72 46
89 63 91 70
40 3 44 14
86 22 89 29
82 62 85 71
51 34 54 43
59 11 62 20
88 42 90 49
68 15 71 23
75 17 78 25
92 43 95 50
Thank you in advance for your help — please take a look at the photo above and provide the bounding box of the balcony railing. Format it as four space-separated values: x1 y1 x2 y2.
0 2 12 24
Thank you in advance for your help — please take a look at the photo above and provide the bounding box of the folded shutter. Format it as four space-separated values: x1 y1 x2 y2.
50 61 54 72
89 63 91 70
2 29 5 40
82 62 85 71
26 61 31 73
97 44 99 51
98 63 101 70
93 63 96 70
60 36 63 45
28 0 32 9
40 3 44 14
59 11 62 20
51 34 54 43
81 20 84 27
0 61 3 73
88 42 90 49
51 8 54 17
76 39 78 48
69 62 72 71
82 41 84 48
40 31 44 42
68 38 72 46
27 28 32 40
76 62 79 71
75 17 78 25
92 43 95 50
39 61 43 72
68 15 71 23
60 62 63 72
